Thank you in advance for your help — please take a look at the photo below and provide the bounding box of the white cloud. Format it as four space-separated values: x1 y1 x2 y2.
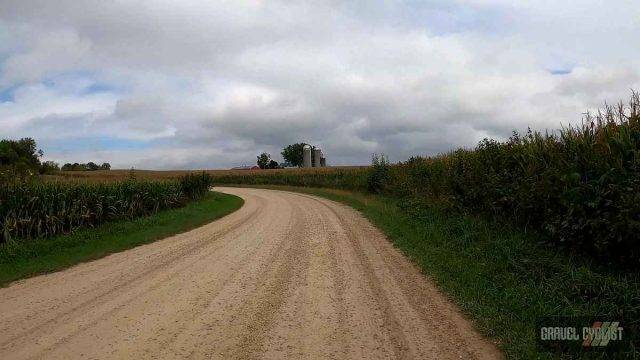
0 83 116 134
0 0 639 168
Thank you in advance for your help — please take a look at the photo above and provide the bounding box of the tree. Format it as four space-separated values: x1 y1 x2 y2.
0 142 19 165
100 162 111 170
86 162 100 171
281 143 307 167
267 159 279 169
257 152 270 169
0 138 42 168
0 138 43 177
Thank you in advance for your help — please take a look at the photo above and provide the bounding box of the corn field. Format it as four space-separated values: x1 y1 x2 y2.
0 172 213 243
213 167 370 190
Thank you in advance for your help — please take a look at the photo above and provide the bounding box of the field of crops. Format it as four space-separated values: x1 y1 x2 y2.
47 166 368 183
0 172 213 243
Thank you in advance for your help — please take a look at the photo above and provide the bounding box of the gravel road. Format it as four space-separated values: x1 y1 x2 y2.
0 187 502 359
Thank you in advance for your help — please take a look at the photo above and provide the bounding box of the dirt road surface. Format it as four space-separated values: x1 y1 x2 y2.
0 187 502 359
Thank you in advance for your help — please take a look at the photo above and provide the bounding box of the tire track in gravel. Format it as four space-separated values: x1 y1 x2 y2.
293 191 502 359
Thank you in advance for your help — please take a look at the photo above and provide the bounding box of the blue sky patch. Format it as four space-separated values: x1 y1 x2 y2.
42 137 152 154
0 86 15 102
82 82 120 95
549 68 572 75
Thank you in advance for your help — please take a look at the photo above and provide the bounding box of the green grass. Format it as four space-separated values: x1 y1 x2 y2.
236 185 639 359
0 191 243 286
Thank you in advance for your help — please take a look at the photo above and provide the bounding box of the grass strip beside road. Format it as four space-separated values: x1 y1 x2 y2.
0 191 243 287
233 185 639 359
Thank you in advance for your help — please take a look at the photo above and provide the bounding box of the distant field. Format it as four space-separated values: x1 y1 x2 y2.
47 166 368 182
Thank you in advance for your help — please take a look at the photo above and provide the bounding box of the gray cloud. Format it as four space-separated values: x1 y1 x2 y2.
0 0 639 169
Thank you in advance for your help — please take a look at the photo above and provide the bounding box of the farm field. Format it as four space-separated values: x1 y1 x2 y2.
0 187 501 359
47 166 368 182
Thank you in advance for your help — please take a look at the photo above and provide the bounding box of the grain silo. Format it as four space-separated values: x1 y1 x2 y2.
313 148 322 168
303 145 312 168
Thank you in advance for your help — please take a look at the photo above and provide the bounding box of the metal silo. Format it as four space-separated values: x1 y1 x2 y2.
313 148 322 168
303 145 312 168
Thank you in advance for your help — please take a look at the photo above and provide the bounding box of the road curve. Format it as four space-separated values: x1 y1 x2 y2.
0 187 502 359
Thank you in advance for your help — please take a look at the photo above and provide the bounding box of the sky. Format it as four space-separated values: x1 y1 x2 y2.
0 0 639 169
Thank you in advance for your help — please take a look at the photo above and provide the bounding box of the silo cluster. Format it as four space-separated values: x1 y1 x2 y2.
302 145 326 168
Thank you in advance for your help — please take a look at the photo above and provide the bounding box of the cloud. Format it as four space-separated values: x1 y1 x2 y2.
0 0 639 169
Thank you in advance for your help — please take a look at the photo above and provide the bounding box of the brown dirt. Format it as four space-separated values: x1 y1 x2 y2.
0 187 502 359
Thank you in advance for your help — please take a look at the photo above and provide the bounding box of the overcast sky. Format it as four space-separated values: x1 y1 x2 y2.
1 1 639 169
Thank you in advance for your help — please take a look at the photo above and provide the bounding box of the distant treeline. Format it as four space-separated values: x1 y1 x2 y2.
0 138 112 181
61 162 111 171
